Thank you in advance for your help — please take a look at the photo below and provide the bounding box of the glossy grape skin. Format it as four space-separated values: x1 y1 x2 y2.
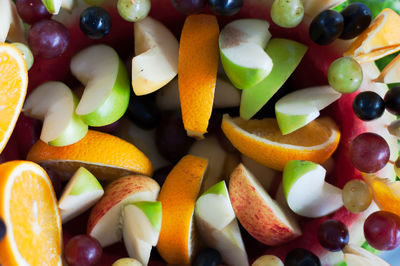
126 94 161 130
208 0 243 16
80 7 112 39
342 179 372 213
118 0 150 22
12 42 34 70
193 248 222 266
328 57 363 94
152 165 173 187
171 0 206 15
0 218 6 241
384 86 400 116
340 3 372 40
28 19 69 59
285 248 321 266
16 0 51 25
350 132 390 173
317 219 349 252
352 91 385 121
38 164 62 197
64 235 102 265
271 0 304 28
364 211 400 251
309 10 344 45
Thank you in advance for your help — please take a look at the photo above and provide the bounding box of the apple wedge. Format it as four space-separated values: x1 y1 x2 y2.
241 155 279 192
219 19 273 90
132 16 179 96
23 81 88 147
0 0 12 43
343 244 389 266
87 175 160 247
58 167 103 223
71 44 130 127
229 164 301 246
195 181 249 266
275 86 341 135
282 160 343 218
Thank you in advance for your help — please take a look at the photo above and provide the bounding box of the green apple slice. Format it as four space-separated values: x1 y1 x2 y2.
220 19 272 90
282 160 343 218
122 201 162 246
41 0 62 14
240 38 307 120
23 81 88 147
71 44 130 127
58 167 103 223
275 86 341 135
132 16 179 96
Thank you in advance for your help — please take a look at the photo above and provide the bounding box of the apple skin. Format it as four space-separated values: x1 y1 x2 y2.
229 164 301 246
87 175 160 247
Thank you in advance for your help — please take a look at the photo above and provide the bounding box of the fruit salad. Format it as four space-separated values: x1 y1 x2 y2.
1 0 400 265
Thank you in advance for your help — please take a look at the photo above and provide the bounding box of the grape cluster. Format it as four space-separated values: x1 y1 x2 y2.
171 0 243 16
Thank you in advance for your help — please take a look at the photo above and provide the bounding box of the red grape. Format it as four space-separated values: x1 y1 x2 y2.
349 132 390 173
364 211 400 250
16 0 51 25
171 0 207 15
317 219 349 252
64 235 102 266
28 19 70 59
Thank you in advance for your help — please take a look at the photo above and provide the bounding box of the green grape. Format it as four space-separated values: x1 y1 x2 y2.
270 0 304 28
117 0 150 22
328 57 363 93
12 42 33 70
342 179 373 213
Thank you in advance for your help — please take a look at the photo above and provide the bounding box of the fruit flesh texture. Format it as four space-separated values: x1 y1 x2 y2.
9 0 397 264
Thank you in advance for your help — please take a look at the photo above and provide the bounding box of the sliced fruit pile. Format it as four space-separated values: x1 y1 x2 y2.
3 0 400 266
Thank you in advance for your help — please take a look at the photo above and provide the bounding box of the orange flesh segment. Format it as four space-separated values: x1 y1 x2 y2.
157 155 208 264
178 14 220 139
375 52 400 83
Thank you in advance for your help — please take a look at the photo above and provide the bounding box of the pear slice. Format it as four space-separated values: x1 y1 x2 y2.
58 167 103 223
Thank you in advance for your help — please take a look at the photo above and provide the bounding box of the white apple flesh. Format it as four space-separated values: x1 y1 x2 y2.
282 160 343 218
132 16 179 96
220 19 273 90
122 226 152 266
58 167 103 223
241 155 279 192
275 86 341 135
343 244 389 266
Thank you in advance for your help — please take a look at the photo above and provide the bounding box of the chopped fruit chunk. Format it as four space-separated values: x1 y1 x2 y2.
64 235 103 266
345 8 400 63
179 14 219 139
41 0 62 14
27 130 153 181
375 53 400 84
229 164 301 246
222 115 340 171
0 43 27 154
0 161 62 265
12 42 33 70
157 155 207 264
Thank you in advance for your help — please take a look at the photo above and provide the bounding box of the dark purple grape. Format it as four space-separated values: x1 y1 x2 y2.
349 132 390 173
39 164 62 197
364 211 400 251
126 94 161 130
91 119 121 134
0 218 6 241
28 19 69 59
352 91 385 121
384 86 400 116
193 248 222 266
340 3 372 40
16 0 51 25
152 165 173 187
156 113 193 163
208 0 243 16
285 248 321 266
309 10 344 45
80 7 111 39
171 0 207 15
317 219 349 252
64 235 102 266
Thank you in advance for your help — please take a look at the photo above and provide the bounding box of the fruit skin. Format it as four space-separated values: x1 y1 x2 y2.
309 10 344 45
339 3 372 40
15 0 51 25
271 0 304 29
0 219 5 241
64 235 103 266
208 0 243 16
80 6 112 39
384 86 400 116
193 248 222 266
317 219 349 252
352 91 385 121
364 211 400 251
171 0 206 15
252 255 283 266
112 258 143 266
117 0 150 22
284 248 321 266
328 57 363 94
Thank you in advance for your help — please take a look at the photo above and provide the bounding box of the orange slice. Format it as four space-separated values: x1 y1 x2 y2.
179 14 220 139
0 161 62 265
157 155 208 264
374 52 400 83
0 43 28 154
345 8 400 63
27 130 153 181
221 114 340 171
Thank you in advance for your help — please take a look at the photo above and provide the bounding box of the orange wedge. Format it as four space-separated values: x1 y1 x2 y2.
27 130 153 181
375 52 400 83
0 161 62 265
0 43 28 154
345 8 400 63
363 173 400 216
221 114 340 171
157 155 208 264
179 14 219 139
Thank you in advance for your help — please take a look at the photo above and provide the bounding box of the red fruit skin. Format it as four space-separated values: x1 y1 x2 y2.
14 113 41 159
64 235 103 266
364 211 400 251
